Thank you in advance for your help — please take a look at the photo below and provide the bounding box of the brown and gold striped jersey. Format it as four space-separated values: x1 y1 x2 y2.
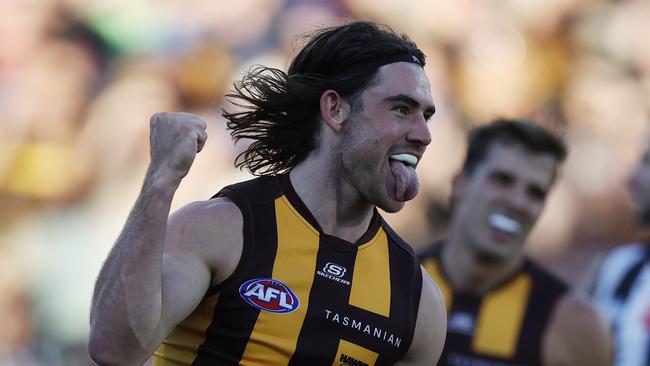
153 174 423 366
418 243 567 366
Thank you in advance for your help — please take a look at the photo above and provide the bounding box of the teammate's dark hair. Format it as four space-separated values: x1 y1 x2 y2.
222 21 425 175
463 118 567 177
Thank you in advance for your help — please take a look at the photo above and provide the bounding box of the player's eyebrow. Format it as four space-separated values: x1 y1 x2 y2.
384 94 436 116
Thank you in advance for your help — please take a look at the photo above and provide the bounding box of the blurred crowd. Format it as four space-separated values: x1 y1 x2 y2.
0 0 649 364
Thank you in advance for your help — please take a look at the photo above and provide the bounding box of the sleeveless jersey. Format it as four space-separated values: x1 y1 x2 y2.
591 243 650 366
418 244 567 366
153 174 423 366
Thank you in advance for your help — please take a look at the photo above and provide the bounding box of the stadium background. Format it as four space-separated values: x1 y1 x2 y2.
1 0 649 364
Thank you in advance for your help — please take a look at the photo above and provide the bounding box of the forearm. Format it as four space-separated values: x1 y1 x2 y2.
90 172 180 364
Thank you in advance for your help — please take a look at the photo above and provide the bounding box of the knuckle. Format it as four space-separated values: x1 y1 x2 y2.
150 113 160 125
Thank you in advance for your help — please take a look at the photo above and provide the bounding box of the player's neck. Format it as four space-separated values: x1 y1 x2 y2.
441 236 523 295
290 162 374 243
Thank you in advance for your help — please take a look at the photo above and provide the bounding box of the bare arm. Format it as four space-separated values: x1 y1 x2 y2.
542 294 613 366
88 112 240 365
396 267 447 366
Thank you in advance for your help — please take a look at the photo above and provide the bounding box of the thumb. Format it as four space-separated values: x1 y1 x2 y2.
196 130 208 153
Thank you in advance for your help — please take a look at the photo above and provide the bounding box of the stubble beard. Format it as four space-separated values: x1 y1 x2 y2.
472 245 508 265
340 117 387 211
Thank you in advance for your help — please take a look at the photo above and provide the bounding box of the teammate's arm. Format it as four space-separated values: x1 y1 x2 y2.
542 294 613 366
88 112 242 365
395 267 447 366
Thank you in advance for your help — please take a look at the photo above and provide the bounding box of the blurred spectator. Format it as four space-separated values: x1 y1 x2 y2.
0 253 49 366
0 17 108 206
590 129 650 366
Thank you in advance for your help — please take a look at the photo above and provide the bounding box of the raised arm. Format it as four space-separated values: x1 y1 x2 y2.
88 112 241 365
542 293 613 366
396 266 447 366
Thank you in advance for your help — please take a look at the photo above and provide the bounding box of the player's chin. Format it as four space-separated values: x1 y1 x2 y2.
377 197 406 213
474 247 511 263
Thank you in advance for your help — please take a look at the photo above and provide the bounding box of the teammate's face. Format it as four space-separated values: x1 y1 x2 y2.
628 133 650 226
340 62 435 213
452 142 557 262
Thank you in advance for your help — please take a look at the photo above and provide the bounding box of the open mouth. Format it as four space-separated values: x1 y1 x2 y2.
388 153 418 167
386 153 420 202
488 213 522 236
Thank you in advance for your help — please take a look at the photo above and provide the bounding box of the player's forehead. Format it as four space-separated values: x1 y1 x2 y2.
366 62 433 106
480 143 556 182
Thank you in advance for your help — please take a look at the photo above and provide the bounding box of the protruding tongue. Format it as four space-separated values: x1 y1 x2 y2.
388 160 419 201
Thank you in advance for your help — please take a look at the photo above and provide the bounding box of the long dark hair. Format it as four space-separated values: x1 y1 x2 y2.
222 21 425 175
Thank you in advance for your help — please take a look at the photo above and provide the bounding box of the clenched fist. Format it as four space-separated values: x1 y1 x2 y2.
148 112 208 183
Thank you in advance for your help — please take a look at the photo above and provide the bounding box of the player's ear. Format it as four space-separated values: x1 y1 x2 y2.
320 89 350 133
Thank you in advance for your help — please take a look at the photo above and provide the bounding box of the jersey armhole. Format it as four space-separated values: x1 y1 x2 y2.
204 187 252 296
401 259 424 359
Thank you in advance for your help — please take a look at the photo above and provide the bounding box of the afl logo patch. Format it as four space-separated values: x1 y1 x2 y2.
239 278 300 313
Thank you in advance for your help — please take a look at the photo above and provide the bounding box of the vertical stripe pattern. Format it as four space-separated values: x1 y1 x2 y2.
332 339 379 366
349 230 391 317
472 274 532 357
419 245 569 365
239 196 319 365
156 175 423 365
153 295 219 365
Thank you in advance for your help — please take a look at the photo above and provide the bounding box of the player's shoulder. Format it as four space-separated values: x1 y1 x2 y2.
408 266 447 364
543 292 613 366
166 197 244 277
549 292 610 342
420 266 446 309
167 197 244 248
173 197 242 224
554 293 602 322
215 174 283 206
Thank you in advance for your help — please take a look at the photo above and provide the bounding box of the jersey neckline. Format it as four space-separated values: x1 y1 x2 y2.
278 173 382 250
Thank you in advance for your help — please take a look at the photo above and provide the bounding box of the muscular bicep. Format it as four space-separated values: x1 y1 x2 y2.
396 266 447 366
158 251 212 335
158 198 244 339
542 294 613 366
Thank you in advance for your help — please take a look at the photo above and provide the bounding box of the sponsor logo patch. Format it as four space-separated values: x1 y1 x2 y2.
317 262 351 286
339 353 369 366
239 278 299 313
324 262 346 277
